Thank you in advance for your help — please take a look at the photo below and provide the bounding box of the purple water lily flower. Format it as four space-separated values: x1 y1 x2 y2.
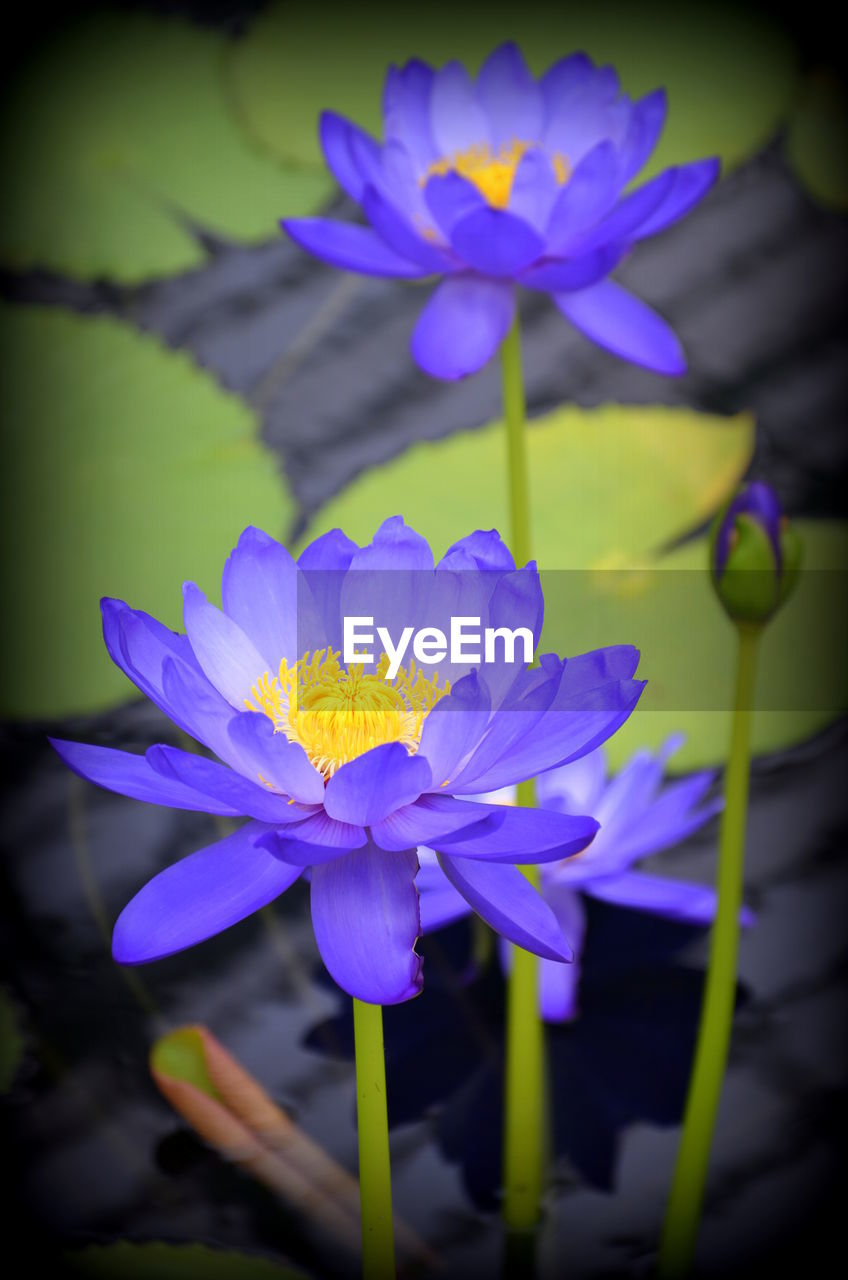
281 43 719 381
51 517 645 1005
418 736 754 1021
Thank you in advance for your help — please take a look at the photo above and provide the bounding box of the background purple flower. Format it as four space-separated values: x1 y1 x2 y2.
51 517 645 1006
282 43 719 380
418 735 755 1021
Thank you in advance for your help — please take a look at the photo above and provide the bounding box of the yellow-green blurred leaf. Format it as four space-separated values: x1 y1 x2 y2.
301 403 754 566
230 1 797 180
0 306 293 718
150 1028 218 1099
0 13 332 282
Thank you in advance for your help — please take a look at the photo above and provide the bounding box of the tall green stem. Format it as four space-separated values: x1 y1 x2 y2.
501 315 531 567
501 314 545 1240
353 997 395 1280
658 624 761 1277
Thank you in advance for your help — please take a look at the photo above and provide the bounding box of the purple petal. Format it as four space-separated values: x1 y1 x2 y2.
101 598 213 740
449 207 544 276
424 172 485 237
112 822 301 964
361 183 452 274
50 738 241 815
323 742 431 826
159 657 255 774
182 582 266 709
298 527 359 573
281 218 426 278
383 59 437 168
556 280 686 375
568 168 677 255
476 43 543 145
221 527 298 673
411 276 515 380
146 744 310 824
310 845 422 1003
347 514 435 573
370 790 498 852
439 529 515 572
508 150 560 229
417 670 492 789
430 61 491 156
618 89 667 183
535 746 608 815
505 884 586 1021
586 871 755 927
226 711 325 805
540 52 594 120
520 244 623 294
269 810 368 866
435 803 598 863
417 861 473 932
633 158 721 240
611 775 721 865
437 855 572 961
319 111 380 203
546 141 622 253
715 481 784 578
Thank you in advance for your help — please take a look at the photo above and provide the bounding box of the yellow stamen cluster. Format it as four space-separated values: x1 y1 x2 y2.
423 140 571 208
246 648 450 781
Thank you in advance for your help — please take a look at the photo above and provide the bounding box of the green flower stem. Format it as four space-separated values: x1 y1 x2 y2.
352 997 395 1280
658 623 761 1277
501 314 532 568
501 316 545 1237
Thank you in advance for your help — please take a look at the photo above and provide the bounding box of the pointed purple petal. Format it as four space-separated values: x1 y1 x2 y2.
568 168 677 255
556 280 686 375
112 822 301 964
361 183 452 273
145 744 308 824
220 526 298 673
227 712 324 804
424 172 485 237
417 670 491 789
281 218 426 278
411 276 515 381
435 803 598 863
383 59 437 168
371 791 497 852
633 158 721 240
323 742 431 826
546 141 622 252
508 149 560 230
477 43 543 145
310 845 422 1003
586 871 754 927
618 89 667 183
449 207 544 276
50 739 241 815
437 855 572 961
430 61 490 156
183 582 266 709
268 810 368 865
520 244 624 293
319 111 380 203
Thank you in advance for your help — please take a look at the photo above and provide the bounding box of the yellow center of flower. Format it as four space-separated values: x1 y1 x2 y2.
246 648 450 781
423 140 571 208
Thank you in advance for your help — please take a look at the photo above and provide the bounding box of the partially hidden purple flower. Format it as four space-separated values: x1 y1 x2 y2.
711 481 803 625
51 517 645 1005
417 735 755 1022
281 44 720 381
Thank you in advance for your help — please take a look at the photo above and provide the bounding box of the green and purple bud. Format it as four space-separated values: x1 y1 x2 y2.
710 482 803 626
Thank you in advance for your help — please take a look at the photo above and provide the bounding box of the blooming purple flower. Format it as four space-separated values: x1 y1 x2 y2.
51 517 645 1005
281 44 719 381
417 736 754 1021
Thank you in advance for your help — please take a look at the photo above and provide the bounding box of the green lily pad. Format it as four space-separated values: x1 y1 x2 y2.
230 1 797 180
786 72 848 210
0 306 293 719
300 403 754 566
0 12 332 282
540 521 848 771
0 987 25 1094
64 1243 307 1280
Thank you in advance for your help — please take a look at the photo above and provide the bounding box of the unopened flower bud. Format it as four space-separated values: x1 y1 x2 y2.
710 482 802 625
